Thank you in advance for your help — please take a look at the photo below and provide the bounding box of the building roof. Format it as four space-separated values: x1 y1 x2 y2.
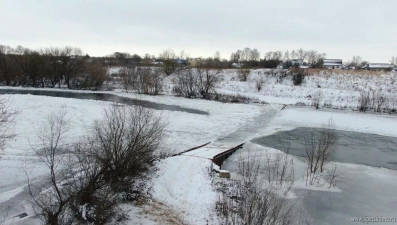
324 59 342 62
323 63 343 66
367 63 393 68
324 59 343 66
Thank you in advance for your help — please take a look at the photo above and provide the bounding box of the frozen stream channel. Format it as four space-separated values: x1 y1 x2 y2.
223 128 397 225
252 128 397 170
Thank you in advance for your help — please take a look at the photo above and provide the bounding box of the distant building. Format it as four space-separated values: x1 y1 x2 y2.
362 63 394 70
231 62 241 68
290 59 303 67
323 59 343 69
174 59 188 65
188 58 202 66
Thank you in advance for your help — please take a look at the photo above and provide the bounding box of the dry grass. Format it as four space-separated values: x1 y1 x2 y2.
306 68 386 76
141 200 187 225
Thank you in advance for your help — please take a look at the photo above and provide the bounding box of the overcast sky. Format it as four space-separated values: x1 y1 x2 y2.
1 0 396 62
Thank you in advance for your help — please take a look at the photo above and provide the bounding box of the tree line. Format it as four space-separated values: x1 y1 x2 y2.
0 45 107 89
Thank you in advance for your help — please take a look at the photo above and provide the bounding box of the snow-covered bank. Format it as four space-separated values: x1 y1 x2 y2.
212 69 397 109
2 81 397 224
0 92 268 224
150 155 216 224
221 105 397 225
269 106 397 137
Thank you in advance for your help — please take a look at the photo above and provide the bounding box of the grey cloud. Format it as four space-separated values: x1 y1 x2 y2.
0 0 396 62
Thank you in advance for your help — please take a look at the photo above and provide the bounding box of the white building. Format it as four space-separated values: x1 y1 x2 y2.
362 63 394 70
290 59 303 67
323 59 343 69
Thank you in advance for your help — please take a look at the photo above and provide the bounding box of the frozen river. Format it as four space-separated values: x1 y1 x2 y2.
223 127 397 225
252 127 397 170
0 88 208 115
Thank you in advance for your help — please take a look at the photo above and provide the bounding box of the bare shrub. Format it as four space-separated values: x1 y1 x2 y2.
27 105 166 225
358 91 370 112
357 90 397 114
371 90 386 113
238 67 250 81
214 93 254 104
120 67 137 93
66 142 119 225
291 68 308 86
304 120 338 186
311 91 323 109
264 69 289 83
216 153 296 225
136 67 162 95
255 76 264 92
0 205 10 225
68 105 165 224
89 105 165 189
264 151 295 195
173 64 222 99
121 67 162 95
325 165 341 188
173 67 199 98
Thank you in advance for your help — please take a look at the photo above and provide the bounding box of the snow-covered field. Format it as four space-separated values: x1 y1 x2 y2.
212 69 397 109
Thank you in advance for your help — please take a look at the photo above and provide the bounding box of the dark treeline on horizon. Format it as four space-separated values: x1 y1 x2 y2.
1 44 389 90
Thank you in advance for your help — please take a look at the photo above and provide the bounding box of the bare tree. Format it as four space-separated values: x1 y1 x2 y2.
291 50 297 60
62 46 85 89
306 50 318 65
159 49 178 75
0 98 16 224
231 48 260 63
390 56 396 66
196 62 222 98
214 51 221 62
283 50 290 61
304 120 338 185
78 61 107 90
43 47 65 88
27 107 73 225
8 46 31 86
348 55 362 68
0 98 16 155
249 48 261 61
296 48 307 61
0 45 16 85
230 52 240 63
179 50 189 60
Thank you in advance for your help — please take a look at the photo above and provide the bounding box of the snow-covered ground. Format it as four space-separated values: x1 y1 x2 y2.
223 106 397 225
0 92 267 224
1 67 397 224
166 69 397 109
